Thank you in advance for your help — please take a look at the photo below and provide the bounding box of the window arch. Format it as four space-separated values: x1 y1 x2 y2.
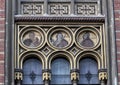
51 58 71 84
78 57 100 85
22 58 43 85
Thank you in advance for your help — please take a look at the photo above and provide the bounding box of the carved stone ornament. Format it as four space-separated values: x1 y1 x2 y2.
99 72 107 81
76 2 97 15
71 72 79 81
43 72 51 81
69 46 80 56
15 72 23 80
41 45 53 56
49 3 70 15
21 3 43 15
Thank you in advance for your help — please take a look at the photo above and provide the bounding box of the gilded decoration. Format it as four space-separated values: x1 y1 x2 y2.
43 72 51 81
15 72 23 80
15 24 107 82
71 72 79 81
99 72 107 81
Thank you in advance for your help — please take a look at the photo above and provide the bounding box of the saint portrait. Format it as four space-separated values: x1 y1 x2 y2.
51 32 69 48
80 32 94 47
23 31 41 47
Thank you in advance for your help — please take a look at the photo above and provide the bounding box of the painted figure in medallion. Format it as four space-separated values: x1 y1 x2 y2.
51 32 68 48
80 32 94 47
23 31 41 47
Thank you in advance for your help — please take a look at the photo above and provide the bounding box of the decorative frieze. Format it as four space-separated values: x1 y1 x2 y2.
20 2 99 16
48 3 70 15
21 3 43 15
75 3 97 15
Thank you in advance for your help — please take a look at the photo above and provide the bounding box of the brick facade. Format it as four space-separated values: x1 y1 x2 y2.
114 0 120 84
0 0 5 85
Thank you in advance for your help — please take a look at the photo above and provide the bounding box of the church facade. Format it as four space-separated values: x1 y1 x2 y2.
0 0 119 85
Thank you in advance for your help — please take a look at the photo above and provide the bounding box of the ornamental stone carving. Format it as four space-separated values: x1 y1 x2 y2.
75 3 98 15
48 3 70 15
21 3 43 15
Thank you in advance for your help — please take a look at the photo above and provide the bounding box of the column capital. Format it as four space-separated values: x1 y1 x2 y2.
15 72 23 80
71 71 79 81
14 69 23 80
43 72 51 81
98 69 107 81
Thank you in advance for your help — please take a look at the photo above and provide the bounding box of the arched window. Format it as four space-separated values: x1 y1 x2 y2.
78 58 100 85
51 58 71 84
22 58 43 85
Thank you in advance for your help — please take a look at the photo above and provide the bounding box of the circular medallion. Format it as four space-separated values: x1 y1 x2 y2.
76 27 100 49
22 31 41 47
20 26 45 49
48 26 73 49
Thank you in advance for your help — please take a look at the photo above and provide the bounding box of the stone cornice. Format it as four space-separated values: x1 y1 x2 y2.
15 15 105 22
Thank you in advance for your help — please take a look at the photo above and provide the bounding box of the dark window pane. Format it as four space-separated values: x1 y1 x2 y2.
79 58 100 84
22 58 43 84
51 58 71 84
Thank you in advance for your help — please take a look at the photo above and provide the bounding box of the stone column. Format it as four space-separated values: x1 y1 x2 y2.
99 69 107 85
43 71 51 85
14 69 23 85
71 70 79 85
71 0 75 15
44 0 48 15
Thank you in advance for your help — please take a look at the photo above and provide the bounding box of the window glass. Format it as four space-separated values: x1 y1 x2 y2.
51 58 71 84
79 58 100 84
22 58 43 84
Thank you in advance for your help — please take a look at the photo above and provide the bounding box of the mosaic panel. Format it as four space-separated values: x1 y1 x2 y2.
50 31 70 48
22 31 42 48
